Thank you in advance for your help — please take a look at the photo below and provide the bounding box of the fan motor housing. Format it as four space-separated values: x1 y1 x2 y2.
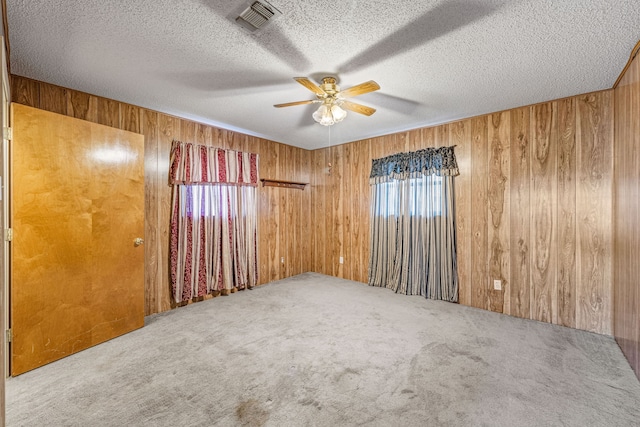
319 77 339 96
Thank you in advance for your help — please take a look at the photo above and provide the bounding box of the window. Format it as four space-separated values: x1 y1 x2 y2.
169 141 258 303
181 185 216 218
368 147 459 302
374 175 443 218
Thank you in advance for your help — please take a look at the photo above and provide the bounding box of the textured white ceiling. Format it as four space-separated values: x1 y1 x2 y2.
7 0 640 149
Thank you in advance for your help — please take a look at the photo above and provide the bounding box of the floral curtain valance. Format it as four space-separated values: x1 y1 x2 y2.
169 140 259 186
369 146 459 184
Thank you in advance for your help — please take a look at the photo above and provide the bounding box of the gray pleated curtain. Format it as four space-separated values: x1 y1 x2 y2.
368 146 460 302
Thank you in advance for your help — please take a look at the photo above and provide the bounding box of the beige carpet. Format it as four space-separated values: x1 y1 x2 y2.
6 273 640 426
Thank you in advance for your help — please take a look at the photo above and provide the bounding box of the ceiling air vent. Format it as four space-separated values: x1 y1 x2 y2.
234 1 281 33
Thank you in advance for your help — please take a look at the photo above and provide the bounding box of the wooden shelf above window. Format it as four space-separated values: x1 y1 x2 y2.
260 179 308 190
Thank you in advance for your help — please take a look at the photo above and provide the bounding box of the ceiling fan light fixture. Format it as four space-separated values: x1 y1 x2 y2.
276 76 379 126
316 105 335 126
331 104 347 122
312 102 347 126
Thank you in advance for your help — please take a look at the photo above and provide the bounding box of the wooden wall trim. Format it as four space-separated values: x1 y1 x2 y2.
613 39 640 89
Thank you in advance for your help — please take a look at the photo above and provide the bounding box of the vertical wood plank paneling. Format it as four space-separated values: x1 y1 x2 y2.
342 143 354 280
509 108 530 319
407 129 420 151
268 144 281 281
256 141 272 284
290 146 301 275
331 145 344 277
310 149 328 274
157 113 177 311
613 53 640 377
284 144 296 277
370 135 389 160
631 58 639 375
321 147 331 276
557 98 577 329
230 130 248 152
276 146 286 279
194 123 207 145
531 102 557 324
179 119 196 143
615 63 633 363
633 61 639 376
435 125 449 148
67 90 98 122
399 131 410 151
225 128 236 149
450 121 472 306
421 127 435 148
11 75 40 107
384 133 401 155
320 147 331 276
299 149 312 274
222 128 233 149
210 127 222 148
96 97 120 128
39 82 67 115
141 109 159 315
487 112 510 313
576 92 613 334
245 134 257 154
203 125 215 147
632 62 639 376
216 128 227 148
345 143 356 279
253 139 265 283
471 116 489 309
354 139 371 283
324 146 335 276
310 149 320 273
121 104 141 134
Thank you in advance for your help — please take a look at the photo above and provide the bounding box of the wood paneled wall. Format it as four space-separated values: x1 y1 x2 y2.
613 52 640 378
9 75 619 338
311 91 614 335
10 75 311 316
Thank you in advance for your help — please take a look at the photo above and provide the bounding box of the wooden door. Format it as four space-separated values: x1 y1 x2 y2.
10 103 145 375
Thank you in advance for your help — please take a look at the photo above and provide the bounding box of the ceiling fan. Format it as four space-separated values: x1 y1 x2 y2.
274 77 380 126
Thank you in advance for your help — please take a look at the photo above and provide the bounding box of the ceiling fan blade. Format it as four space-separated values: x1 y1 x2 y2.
341 100 377 116
339 80 381 98
274 100 317 108
294 77 326 95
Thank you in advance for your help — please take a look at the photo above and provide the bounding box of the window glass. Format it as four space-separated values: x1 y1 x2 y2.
377 175 442 217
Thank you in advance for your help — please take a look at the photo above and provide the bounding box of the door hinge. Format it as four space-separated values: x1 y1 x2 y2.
4 228 11 241
5 328 11 343
3 126 11 141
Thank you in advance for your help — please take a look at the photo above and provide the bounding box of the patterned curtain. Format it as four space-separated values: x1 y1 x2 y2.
369 146 459 302
169 140 259 303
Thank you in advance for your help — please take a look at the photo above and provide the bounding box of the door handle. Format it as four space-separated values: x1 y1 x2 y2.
134 237 144 246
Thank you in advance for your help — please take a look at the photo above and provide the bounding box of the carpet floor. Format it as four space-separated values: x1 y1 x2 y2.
6 273 640 426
